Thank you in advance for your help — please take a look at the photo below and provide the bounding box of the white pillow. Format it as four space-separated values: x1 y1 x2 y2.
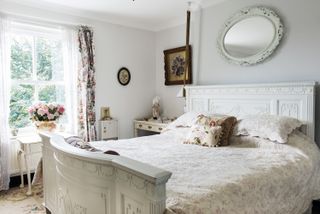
163 111 226 132
162 112 202 132
233 114 303 143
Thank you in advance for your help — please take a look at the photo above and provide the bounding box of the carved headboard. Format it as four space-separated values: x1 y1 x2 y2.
185 82 316 140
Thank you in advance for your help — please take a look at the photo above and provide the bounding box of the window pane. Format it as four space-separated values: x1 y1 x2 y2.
10 35 33 80
9 84 34 128
36 38 64 81
38 85 65 103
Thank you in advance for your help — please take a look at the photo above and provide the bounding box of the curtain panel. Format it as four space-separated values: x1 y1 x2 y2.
77 26 97 142
0 16 11 191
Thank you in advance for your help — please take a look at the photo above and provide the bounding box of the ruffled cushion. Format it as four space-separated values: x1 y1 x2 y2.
233 114 303 143
196 114 237 146
184 124 223 147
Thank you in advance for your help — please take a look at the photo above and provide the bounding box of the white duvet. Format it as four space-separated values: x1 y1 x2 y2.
90 129 320 214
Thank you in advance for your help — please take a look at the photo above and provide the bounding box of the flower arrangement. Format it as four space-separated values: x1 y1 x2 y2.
28 103 65 122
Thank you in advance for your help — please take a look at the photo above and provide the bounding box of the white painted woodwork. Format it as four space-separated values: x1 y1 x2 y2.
9 139 42 176
40 82 316 214
134 120 168 137
99 119 118 140
186 81 316 140
40 132 172 214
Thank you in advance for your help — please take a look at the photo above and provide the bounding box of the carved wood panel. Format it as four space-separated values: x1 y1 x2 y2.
121 194 143 214
208 99 270 117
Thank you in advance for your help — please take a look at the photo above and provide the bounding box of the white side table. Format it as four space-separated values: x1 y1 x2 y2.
134 120 168 137
100 119 118 140
17 134 42 196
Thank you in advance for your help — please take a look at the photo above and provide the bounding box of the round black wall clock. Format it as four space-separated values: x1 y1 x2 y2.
117 67 131 86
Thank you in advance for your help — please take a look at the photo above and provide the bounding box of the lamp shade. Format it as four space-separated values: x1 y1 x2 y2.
176 87 186 98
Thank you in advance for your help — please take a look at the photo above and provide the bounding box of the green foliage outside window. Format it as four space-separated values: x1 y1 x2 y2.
10 36 33 80
9 34 65 129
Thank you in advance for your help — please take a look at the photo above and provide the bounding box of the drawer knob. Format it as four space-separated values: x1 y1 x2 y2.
158 127 162 131
139 124 142 128
148 126 152 129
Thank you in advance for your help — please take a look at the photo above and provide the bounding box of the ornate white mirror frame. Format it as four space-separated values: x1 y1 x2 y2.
217 6 284 66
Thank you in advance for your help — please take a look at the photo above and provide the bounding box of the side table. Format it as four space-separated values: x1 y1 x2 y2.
17 134 42 196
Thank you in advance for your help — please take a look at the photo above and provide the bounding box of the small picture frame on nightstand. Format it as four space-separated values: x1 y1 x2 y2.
100 107 111 120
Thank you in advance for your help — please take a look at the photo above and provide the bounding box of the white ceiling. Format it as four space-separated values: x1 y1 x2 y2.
1 0 225 31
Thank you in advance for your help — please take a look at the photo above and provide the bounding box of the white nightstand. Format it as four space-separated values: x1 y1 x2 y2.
134 119 169 137
100 119 118 140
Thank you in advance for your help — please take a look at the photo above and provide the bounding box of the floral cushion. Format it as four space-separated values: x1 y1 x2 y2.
196 114 237 146
65 136 100 152
184 124 223 147
233 114 303 143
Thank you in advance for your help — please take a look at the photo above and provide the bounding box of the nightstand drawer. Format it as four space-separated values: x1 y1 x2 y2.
134 120 168 137
100 120 118 140
135 123 165 132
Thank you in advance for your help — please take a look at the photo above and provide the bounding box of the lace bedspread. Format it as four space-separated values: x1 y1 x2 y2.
90 130 320 214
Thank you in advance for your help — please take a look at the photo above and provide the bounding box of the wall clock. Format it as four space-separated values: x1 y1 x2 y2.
117 67 131 86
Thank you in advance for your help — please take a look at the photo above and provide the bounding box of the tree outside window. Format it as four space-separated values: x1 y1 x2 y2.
9 31 66 129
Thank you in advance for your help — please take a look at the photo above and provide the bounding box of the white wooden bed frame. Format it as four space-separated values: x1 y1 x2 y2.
40 81 316 214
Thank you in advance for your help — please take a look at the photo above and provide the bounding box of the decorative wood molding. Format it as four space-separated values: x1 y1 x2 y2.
187 82 315 95
57 188 88 214
186 82 316 140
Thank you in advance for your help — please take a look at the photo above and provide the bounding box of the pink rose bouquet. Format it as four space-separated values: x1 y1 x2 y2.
28 103 65 122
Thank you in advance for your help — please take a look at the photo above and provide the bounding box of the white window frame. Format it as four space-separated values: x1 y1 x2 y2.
8 21 78 134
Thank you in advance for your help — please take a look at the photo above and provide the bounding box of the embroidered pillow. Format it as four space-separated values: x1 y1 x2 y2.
184 124 223 147
233 114 303 143
65 136 100 152
196 114 237 146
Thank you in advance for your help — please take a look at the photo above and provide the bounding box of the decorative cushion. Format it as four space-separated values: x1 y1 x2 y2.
233 114 303 143
65 136 100 152
184 124 223 147
163 111 228 132
65 136 120 154
196 114 237 146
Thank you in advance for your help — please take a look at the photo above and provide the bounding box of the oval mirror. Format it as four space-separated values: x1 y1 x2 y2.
218 7 283 66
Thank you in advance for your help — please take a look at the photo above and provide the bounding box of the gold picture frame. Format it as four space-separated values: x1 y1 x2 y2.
100 107 111 120
163 45 192 85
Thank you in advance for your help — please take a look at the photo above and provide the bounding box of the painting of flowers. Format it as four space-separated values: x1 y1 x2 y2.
164 45 192 85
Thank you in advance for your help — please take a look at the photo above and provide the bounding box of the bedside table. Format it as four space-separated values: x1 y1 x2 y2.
100 119 118 140
134 120 168 137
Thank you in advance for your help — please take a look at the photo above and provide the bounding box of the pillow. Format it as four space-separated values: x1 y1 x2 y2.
196 114 237 146
233 114 303 143
65 136 100 152
163 112 201 132
162 111 228 132
184 124 223 147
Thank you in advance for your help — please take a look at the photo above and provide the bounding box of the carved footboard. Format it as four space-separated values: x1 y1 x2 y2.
40 133 172 214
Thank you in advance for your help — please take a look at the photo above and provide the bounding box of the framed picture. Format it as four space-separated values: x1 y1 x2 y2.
100 107 111 120
117 67 131 86
163 45 192 85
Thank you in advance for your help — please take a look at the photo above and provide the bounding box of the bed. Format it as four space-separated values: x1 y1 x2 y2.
40 82 319 214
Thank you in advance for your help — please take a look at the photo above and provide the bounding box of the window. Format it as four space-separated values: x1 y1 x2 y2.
8 22 77 132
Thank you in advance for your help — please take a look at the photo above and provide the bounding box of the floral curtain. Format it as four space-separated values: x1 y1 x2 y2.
0 16 10 191
77 26 97 142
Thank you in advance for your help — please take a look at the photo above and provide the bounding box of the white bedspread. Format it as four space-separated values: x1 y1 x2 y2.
90 129 320 214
